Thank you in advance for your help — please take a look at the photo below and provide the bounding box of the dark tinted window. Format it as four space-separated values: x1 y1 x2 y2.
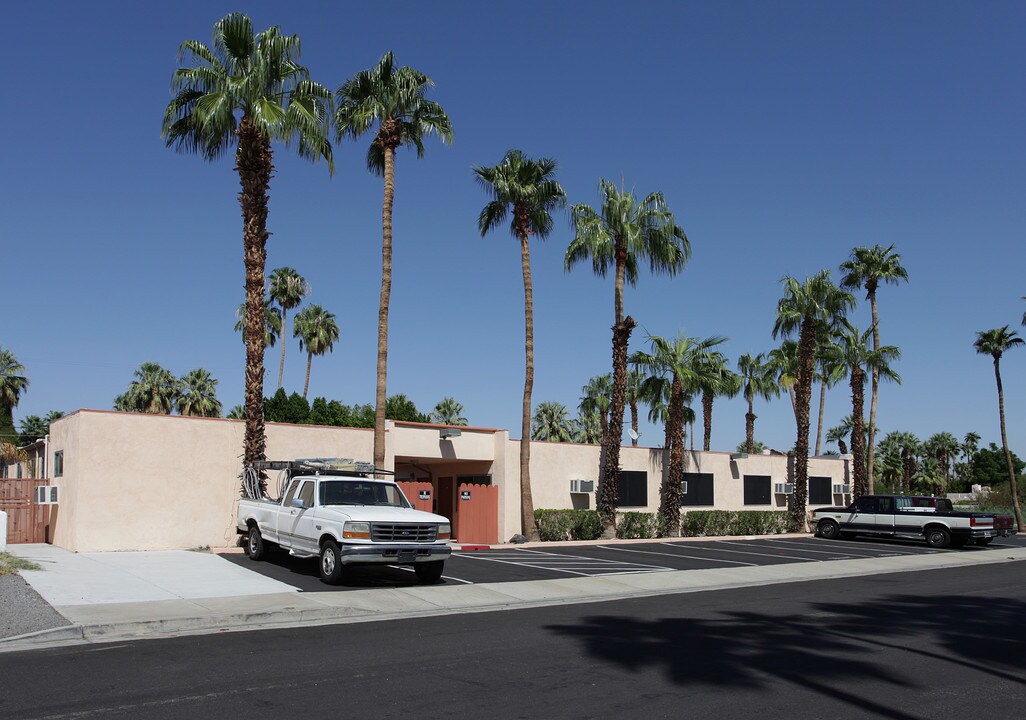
743 475 771 505
681 473 714 507
853 497 876 513
809 476 832 505
617 470 648 507
877 497 893 513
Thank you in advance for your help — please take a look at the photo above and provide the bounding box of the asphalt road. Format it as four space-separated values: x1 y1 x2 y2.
2 559 1024 719
221 533 1026 590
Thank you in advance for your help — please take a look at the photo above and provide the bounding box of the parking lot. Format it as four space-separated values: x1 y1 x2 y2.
221 533 1026 592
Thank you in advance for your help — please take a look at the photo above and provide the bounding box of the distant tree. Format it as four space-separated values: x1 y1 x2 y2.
737 353 780 454
293 304 340 399
812 334 846 456
385 394 427 422
924 432 961 489
826 421 851 455
115 362 180 414
579 374 613 445
767 340 800 425
572 412 604 445
625 367 645 447
0 347 29 444
430 397 468 426
226 405 245 419
972 443 1025 487
268 267 310 389
736 440 766 454
336 51 453 473
18 415 48 445
532 401 575 442
308 397 349 427
697 350 739 452
234 298 281 349
177 368 222 418
974 326 1024 530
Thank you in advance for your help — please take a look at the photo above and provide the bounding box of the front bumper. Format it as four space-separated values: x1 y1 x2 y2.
338 544 452 565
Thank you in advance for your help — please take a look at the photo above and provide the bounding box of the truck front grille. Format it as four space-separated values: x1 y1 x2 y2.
371 523 437 543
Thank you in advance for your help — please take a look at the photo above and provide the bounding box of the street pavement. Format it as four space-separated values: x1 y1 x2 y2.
4 534 1026 653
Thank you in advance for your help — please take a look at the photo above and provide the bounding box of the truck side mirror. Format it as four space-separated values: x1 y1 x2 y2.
290 498 306 509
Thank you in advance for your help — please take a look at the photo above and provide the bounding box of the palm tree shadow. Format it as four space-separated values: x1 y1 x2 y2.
546 593 1026 720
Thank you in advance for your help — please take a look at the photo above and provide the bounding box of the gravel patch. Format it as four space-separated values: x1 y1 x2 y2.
0 574 71 639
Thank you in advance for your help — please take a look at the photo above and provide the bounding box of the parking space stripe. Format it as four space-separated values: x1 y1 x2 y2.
710 540 849 561
656 541 832 562
795 538 945 555
597 544 759 566
743 539 905 557
453 547 674 575
761 538 924 557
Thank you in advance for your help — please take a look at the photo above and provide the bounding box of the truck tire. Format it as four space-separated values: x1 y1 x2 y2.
414 560 445 584
319 540 345 585
925 527 951 549
816 519 840 540
245 526 266 561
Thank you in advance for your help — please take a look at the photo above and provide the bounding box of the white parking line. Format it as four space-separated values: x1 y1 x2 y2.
799 537 944 555
598 544 757 566
454 548 673 576
387 565 475 584
763 538 921 557
711 540 847 561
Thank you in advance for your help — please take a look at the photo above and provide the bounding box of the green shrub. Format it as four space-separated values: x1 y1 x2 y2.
680 510 790 537
616 511 657 539
571 510 604 540
534 509 604 541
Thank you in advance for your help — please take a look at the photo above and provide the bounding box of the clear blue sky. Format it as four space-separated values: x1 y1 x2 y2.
3 1 1025 456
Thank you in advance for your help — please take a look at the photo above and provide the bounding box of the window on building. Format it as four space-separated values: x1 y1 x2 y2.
809 476 832 505
617 470 648 507
681 472 714 507
457 475 492 485
743 475 771 505
53 450 64 478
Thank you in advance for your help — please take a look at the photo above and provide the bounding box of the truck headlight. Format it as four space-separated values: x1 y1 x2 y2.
343 521 370 539
438 523 451 540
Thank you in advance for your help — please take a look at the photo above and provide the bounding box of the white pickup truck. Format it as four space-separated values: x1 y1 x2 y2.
237 460 452 584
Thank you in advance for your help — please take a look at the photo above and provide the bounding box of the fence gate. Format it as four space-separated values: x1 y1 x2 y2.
455 483 498 545
0 478 51 544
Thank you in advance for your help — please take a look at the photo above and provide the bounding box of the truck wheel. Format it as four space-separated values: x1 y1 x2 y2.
414 560 445 584
245 526 266 561
925 527 951 549
817 519 840 540
319 540 345 585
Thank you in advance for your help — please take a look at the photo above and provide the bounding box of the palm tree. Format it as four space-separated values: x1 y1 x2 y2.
625 367 645 447
924 432 960 488
773 271 855 530
840 244 909 492
737 440 767 454
826 423 850 455
115 362 180 414
633 334 726 537
813 334 846 455
0 347 29 444
836 322 900 499
234 299 282 349
878 430 920 493
737 353 780 454
573 412 603 445
580 374 613 445
697 350 739 451
226 405 245 419
960 431 982 487
335 52 453 473
430 397 468 426
475 150 565 543
293 305 340 399
177 369 223 418
268 267 310 390
974 326 1024 531
163 13 333 471
566 179 690 532
767 340 800 424
532 401 575 442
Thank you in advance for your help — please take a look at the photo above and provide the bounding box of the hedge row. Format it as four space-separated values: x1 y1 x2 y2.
533 509 792 540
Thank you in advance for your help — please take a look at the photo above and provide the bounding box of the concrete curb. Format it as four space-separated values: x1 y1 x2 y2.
4 545 1023 652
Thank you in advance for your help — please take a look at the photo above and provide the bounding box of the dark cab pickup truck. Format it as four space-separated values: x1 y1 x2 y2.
811 494 1016 549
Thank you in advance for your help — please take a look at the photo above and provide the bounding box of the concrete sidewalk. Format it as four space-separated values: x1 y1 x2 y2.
5 542 1026 653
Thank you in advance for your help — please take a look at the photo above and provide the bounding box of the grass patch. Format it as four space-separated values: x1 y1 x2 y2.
0 552 41 576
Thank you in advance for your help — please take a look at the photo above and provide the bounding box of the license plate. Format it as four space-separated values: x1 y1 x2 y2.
398 551 416 563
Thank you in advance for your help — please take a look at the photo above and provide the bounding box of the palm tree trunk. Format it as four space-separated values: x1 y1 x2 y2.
630 399 639 447
277 308 288 390
867 292 880 493
815 377 827 455
850 367 866 500
994 358 1024 531
373 145 396 474
303 352 312 399
518 230 539 541
602 315 636 537
237 117 271 478
660 375 685 537
745 395 756 454
792 317 816 531
702 390 713 451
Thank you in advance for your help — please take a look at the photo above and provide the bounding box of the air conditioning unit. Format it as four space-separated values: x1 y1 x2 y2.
833 484 851 494
774 483 794 495
34 486 58 505
570 479 595 494
681 481 688 494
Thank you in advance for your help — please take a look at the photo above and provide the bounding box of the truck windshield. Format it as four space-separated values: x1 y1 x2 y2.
319 480 411 508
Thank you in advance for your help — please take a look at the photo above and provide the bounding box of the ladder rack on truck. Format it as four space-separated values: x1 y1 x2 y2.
243 458 394 500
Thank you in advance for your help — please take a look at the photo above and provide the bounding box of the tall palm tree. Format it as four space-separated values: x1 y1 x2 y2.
474 150 565 542
268 267 310 390
697 350 739 451
566 179 690 533
625 367 645 447
573 412 603 445
813 334 846 455
234 298 282 349
773 271 855 530
115 362 180 414
0 347 29 444
840 244 909 492
293 305 340 399
826 422 851 455
163 13 333 470
430 397 468 426
532 401 575 442
974 326 1024 531
737 353 780 454
767 340 800 424
924 432 960 488
177 368 223 418
633 334 726 537
335 52 453 473
836 322 900 499
580 374 613 445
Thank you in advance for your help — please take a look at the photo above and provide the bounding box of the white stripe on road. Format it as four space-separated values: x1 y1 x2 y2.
760 538 922 557
454 548 673 576
597 544 757 566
